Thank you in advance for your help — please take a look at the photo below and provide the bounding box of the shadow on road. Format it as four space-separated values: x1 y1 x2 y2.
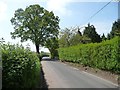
40 66 49 89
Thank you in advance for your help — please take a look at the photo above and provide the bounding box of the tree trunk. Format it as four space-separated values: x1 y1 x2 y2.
35 44 40 54
49 49 53 59
35 44 42 60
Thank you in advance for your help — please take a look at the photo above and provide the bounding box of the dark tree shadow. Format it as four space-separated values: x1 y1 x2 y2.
40 66 49 89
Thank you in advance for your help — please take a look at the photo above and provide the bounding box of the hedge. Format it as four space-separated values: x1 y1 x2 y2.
58 36 120 73
1 43 40 88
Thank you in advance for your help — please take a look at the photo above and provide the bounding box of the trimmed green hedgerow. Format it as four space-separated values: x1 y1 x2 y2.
58 36 120 73
1 43 40 88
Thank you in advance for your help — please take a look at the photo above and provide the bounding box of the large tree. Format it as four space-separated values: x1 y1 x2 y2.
10 4 60 54
83 23 101 43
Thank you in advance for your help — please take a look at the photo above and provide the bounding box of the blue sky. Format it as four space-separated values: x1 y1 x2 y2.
0 0 118 52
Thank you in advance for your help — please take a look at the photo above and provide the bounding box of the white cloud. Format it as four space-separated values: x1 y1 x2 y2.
0 1 7 21
46 0 72 16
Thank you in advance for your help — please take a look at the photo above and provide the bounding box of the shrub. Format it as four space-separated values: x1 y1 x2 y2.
58 36 120 73
1 43 40 88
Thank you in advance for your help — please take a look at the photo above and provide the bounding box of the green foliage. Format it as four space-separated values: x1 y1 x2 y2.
1 43 40 88
111 20 120 37
83 23 101 43
101 33 106 41
107 33 111 40
108 19 120 39
45 37 59 59
58 27 91 48
10 4 59 54
69 33 82 46
58 37 120 73
59 28 73 47
59 23 103 48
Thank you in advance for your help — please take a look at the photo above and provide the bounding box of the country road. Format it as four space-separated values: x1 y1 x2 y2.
41 58 118 88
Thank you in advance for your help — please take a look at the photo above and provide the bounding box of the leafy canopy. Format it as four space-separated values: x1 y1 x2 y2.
10 4 60 53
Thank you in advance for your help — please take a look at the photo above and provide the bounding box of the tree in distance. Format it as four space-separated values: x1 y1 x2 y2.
101 33 107 41
10 4 60 56
110 19 120 38
58 27 91 48
107 19 120 40
58 28 74 47
83 23 101 43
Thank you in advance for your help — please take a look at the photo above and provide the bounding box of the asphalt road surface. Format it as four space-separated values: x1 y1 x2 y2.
41 58 118 88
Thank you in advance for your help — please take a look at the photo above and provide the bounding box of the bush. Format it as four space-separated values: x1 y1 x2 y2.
1 43 40 88
58 36 120 73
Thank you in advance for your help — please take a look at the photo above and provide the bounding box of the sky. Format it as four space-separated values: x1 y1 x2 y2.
0 0 118 52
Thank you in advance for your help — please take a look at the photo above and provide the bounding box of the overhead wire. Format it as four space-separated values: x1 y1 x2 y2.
77 0 113 30
86 0 113 23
